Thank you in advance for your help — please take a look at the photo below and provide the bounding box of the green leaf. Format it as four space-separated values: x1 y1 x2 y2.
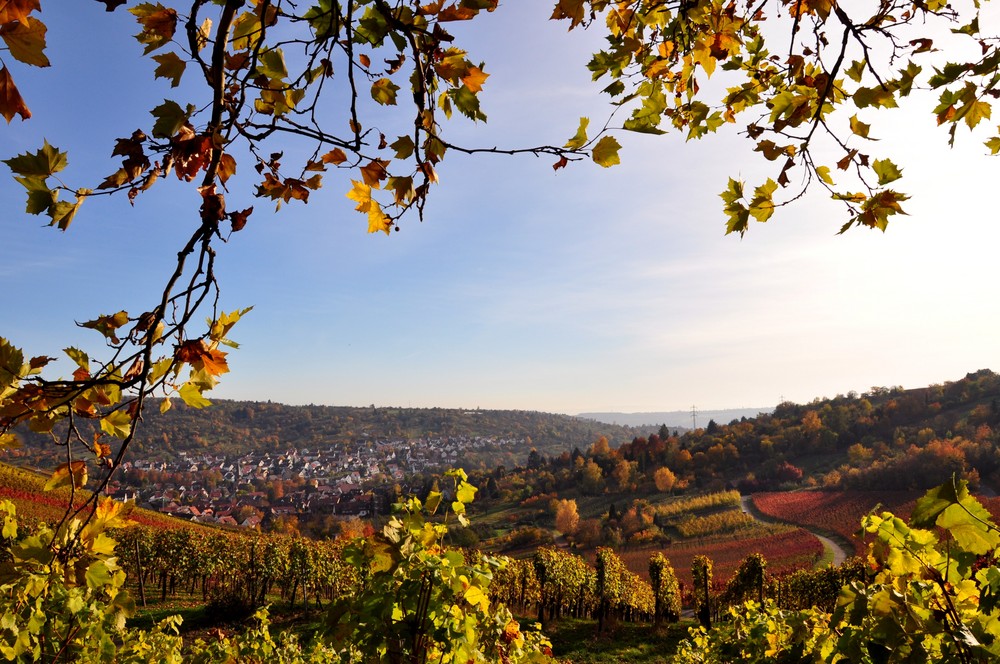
986 134 1000 155
853 86 898 109
390 135 414 160
63 347 89 371
912 480 966 527
3 140 67 177
591 135 621 167
257 48 288 80
565 117 589 149
872 158 902 185
748 178 778 222
85 560 113 589
150 100 193 138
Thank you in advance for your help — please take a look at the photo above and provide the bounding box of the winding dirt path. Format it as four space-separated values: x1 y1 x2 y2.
740 496 848 567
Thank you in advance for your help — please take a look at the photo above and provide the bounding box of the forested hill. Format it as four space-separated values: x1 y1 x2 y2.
9 400 640 469
506 369 1000 498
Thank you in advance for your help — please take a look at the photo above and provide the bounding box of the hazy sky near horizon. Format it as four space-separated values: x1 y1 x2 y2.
2 2 998 415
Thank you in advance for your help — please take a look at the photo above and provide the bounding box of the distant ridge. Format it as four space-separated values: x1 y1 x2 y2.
577 407 774 429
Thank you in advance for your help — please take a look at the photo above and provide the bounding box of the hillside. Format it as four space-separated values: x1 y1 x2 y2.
7 400 640 470
466 369 1000 556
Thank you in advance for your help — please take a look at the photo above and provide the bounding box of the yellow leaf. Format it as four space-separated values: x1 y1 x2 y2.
367 200 391 235
347 179 373 212
591 135 621 167
160 397 172 414
565 117 589 149
178 382 212 408
100 409 132 439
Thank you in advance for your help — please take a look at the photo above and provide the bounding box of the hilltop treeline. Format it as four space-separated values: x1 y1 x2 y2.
7 400 638 470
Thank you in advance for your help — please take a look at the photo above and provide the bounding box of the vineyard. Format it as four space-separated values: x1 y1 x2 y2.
751 490 924 555
616 527 824 591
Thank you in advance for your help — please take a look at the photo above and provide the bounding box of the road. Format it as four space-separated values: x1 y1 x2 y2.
740 496 848 567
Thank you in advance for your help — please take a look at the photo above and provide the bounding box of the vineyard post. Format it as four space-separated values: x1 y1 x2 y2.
133 537 146 608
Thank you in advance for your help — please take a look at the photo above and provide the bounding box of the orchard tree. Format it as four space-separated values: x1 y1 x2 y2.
2 0 1000 545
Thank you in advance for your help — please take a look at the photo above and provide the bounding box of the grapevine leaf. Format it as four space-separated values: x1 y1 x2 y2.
44 460 87 492
425 491 443 514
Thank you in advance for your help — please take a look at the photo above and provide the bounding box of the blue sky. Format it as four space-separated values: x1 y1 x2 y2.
2 2 998 415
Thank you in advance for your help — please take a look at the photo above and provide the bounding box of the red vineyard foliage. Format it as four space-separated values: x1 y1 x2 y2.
615 528 823 590
751 491 923 556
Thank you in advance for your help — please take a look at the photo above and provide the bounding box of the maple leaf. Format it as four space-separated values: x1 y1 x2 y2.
152 51 185 87
0 66 29 122
81 311 130 343
360 159 389 186
367 200 392 235
171 129 213 181
202 347 229 375
461 65 489 93
0 0 39 25
0 18 49 67
551 0 586 29
322 148 348 165
347 179 373 212
130 2 177 55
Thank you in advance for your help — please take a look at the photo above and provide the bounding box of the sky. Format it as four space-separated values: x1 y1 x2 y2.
2 2 998 416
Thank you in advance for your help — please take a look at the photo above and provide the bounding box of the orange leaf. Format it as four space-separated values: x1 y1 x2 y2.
0 0 39 26
0 66 30 122
322 148 348 165
360 159 389 186
461 65 488 93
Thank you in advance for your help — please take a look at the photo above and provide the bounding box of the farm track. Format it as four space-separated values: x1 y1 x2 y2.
739 496 849 567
